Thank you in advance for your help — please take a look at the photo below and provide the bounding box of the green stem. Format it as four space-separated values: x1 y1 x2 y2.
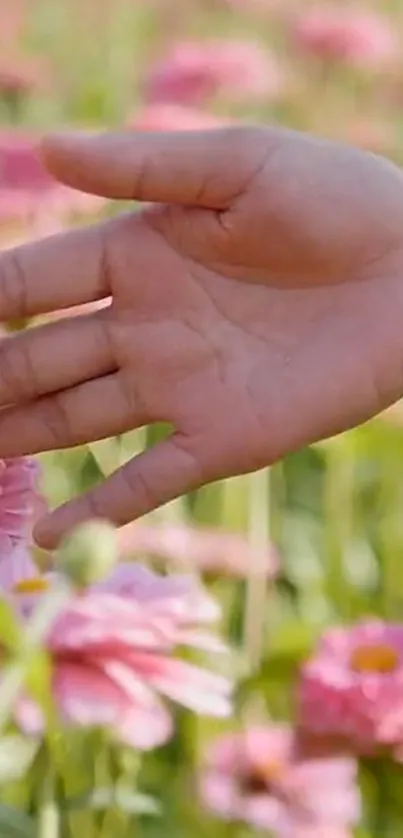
38 762 60 838
243 468 271 674
323 438 356 619
0 582 70 734
376 430 403 620
96 739 134 838
371 759 392 838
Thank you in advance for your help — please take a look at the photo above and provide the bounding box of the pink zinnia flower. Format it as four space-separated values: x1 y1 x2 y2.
118 522 278 579
145 40 284 106
292 8 398 70
0 54 46 104
129 104 226 132
201 724 360 837
0 61 37 100
299 621 403 756
0 456 43 588
0 133 105 227
0 458 39 553
0 456 39 554
3 563 232 749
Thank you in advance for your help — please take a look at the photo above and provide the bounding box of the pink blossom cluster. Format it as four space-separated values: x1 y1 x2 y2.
2 455 403 834
292 7 398 70
0 458 232 750
201 616 403 835
11 563 232 749
299 620 403 759
130 37 285 134
118 520 278 578
201 724 360 838
144 39 284 106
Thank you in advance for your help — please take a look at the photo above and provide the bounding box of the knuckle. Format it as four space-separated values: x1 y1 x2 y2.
40 393 73 448
123 463 158 512
1 248 29 319
97 226 115 295
170 435 203 484
85 491 110 521
0 336 36 402
131 154 152 203
117 374 142 420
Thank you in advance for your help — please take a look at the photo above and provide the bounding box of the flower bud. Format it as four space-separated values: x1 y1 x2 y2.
58 520 118 587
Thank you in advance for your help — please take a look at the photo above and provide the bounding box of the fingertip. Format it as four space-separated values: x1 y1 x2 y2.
33 512 62 551
39 131 98 182
40 132 72 166
39 127 240 206
34 497 109 552
39 134 73 184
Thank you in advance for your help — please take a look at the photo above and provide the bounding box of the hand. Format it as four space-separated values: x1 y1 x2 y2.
1 124 403 548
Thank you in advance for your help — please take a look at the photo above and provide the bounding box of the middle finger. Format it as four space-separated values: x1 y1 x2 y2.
0 307 116 406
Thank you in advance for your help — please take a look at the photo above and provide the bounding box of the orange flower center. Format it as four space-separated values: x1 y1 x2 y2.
12 577 49 595
350 643 399 674
240 760 284 794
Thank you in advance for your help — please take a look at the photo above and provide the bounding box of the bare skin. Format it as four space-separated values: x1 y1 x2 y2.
0 125 403 548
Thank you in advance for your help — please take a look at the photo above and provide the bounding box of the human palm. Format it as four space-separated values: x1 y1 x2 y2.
1 125 403 546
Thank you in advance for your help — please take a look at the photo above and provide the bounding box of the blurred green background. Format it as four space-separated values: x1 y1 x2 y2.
3 1 403 835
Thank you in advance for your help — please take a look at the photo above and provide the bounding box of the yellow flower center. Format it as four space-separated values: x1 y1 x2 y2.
350 643 399 674
260 760 284 781
12 577 49 595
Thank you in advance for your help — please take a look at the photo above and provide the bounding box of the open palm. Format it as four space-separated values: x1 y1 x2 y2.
1 125 403 547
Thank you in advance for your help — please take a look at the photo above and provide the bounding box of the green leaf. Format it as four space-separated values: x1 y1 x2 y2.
10 651 58 745
0 736 39 785
65 787 161 816
266 619 320 662
0 600 23 652
25 650 55 722
115 790 161 816
88 439 120 476
0 804 35 838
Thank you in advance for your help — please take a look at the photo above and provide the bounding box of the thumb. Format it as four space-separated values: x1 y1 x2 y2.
33 434 206 550
41 126 270 209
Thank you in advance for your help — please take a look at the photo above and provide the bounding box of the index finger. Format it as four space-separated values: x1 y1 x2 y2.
0 222 110 320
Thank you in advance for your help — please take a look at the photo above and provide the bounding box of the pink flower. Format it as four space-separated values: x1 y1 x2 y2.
201 724 360 837
0 133 105 227
118 522 278 579
5 563 232 749
292 8 398 69
0 50 48 107
299 621 403 755
0 543 39 591
129 104 227 132
0 457 39 556
0 59 40 100
144 40 284 106
0 456 43 589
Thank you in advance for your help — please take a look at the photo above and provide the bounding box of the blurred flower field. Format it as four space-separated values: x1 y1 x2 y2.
3 0 403 836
